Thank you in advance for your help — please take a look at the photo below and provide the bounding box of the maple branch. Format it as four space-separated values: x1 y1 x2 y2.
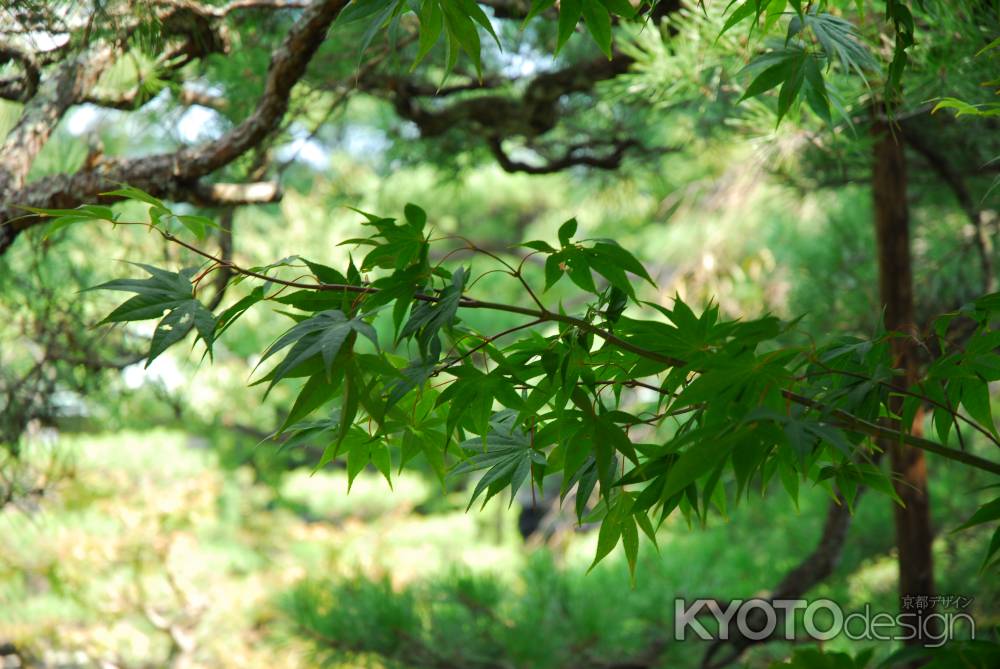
147 226 1000 477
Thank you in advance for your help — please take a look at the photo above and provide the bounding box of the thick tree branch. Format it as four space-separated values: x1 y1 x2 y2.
179 87 229 111
0 76 36 103
80 85 231 112
0 44 115 195
154 0 311 16
379 53 634 139
353 71 503 99
0 42 41 102
489 137 641 174
190 181 282 206
362 52 656 175
0 0 347 253
0 1 235 108
903 126 997 293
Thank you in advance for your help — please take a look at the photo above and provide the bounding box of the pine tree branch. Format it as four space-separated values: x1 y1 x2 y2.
0 0 347 253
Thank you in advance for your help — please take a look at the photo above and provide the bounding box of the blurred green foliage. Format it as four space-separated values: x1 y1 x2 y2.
2 1 1000 667
2 426 996 667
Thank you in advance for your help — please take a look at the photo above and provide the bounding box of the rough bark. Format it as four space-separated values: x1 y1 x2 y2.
191 181 282 206
694 118 945 668
0 0 346 254
0 45 115 195
0 42 42 102
871 119 938 642
0 0 687 256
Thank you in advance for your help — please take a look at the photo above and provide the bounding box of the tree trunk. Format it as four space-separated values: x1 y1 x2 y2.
871 119 938 642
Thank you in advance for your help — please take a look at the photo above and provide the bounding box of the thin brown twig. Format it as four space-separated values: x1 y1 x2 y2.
91 222 1000 478
801 358 999 448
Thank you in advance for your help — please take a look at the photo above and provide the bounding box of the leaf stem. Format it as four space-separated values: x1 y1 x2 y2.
156 228 1000 477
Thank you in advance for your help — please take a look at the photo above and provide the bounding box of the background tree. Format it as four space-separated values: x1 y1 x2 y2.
1 2 999 668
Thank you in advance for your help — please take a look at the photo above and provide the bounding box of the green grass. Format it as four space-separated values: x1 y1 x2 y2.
1 429 996 669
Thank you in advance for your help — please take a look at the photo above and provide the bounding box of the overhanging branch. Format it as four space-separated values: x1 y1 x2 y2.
121 223 1000 478
0 44 115 194
190 181 282 206
0 42 41 102
489 137 641 174
0 0 347 253
154 0 311 16
378 53 634 139
903 125 997 293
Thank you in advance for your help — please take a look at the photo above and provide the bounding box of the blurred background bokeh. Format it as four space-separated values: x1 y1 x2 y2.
1 1 999 668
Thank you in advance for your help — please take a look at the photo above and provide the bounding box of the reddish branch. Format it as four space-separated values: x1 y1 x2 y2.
98 221 997 477
115 217 998 669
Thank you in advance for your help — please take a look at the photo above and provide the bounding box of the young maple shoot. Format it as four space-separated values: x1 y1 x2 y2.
29 192 1000 577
